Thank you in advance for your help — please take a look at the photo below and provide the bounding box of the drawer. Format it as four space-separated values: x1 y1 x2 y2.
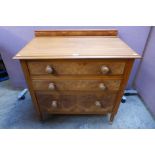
36 92 117 114
27 60 126 76
32 79 121 91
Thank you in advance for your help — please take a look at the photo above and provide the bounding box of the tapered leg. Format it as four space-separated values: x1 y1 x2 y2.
109 113 115 124
107 113 114 124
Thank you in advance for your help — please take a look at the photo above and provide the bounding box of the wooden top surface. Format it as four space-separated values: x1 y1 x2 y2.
14 30 141 59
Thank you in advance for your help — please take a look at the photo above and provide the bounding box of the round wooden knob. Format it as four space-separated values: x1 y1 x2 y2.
51 100 57 108
99 83 106 90
48 83 55 90
101 65 110 74
95 101 101 107
45 65 53 74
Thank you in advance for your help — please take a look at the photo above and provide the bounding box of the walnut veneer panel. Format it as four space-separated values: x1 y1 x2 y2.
27 60 125 76
32 79 121 91
36 91 117 114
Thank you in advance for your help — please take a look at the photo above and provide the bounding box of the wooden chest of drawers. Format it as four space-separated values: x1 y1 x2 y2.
14 30 140 123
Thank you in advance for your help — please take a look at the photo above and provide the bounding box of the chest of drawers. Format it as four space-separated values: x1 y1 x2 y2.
14 30 140 123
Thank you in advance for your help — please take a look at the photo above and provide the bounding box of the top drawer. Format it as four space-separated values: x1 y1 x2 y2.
27 60 126 76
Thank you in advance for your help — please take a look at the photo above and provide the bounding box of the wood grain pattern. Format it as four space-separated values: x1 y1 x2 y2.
110 59 134 122
32 79 121 91
35 30 118 37
14 31 141 59
27 59 126 76
20 60 43 120
36 91 117 114
13 30 140 122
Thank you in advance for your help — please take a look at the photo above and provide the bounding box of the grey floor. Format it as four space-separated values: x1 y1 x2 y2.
0 80 155 129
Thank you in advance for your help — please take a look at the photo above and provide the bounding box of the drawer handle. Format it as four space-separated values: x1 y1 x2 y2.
99 83 106 90
45 65 53 74
51 100 57 108
101 65 110 74
95 101 102 107
48 83 55 90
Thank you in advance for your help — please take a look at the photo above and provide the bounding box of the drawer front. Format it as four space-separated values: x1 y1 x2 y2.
32 79 121 91
27 60 125 76
36 92 117 114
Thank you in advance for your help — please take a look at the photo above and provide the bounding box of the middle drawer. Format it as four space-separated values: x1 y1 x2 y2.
32 79 121 91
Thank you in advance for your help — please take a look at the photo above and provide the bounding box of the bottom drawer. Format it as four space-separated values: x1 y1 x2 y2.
36 92 117 114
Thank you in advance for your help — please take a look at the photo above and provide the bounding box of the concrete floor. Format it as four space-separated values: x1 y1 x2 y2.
0 80 155 129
